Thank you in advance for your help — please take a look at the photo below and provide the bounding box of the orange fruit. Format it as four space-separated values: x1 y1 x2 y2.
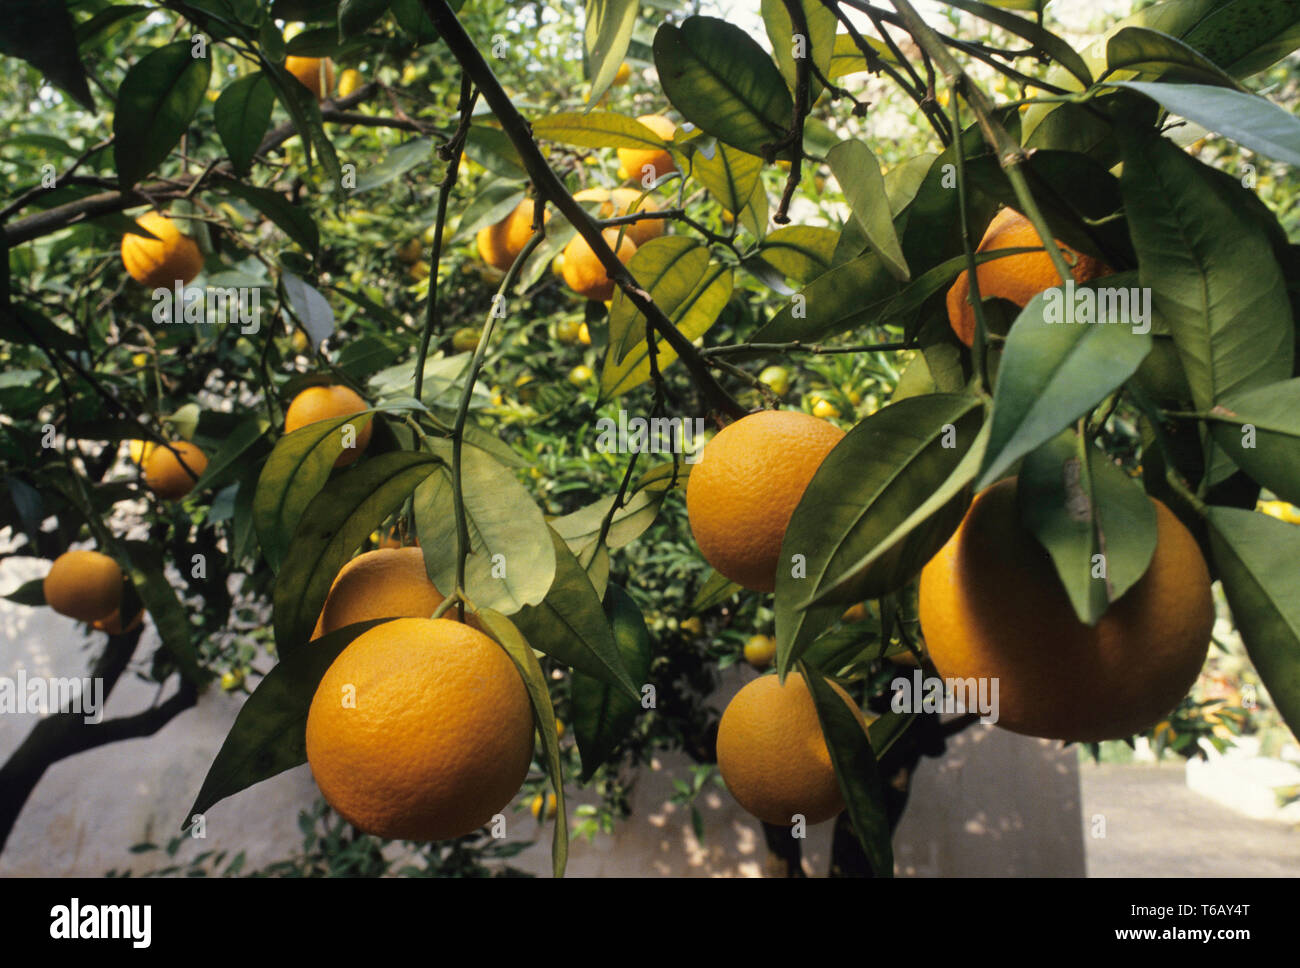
918 478 1214 741
120 213 204 289
143 441 208 500
126 439 155 466
685 410 845 592
475 199 549 272
44 550 123 623
560 228 636 302
93 607 144 635
613 62 632 86
716 670 868 826
284 385 373 468
617 114 677 184
305 617 535 841
530 792 558 820
313 547 445 639
573 187 665 246
945 208 1111 347
743 634 776 669
284 56 335 101
337 68 363 98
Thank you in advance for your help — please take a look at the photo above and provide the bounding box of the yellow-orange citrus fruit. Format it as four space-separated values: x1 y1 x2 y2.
617 114 677 184
716 671 868 826
613 62 632 85
573 187 665 246
336 68 362 98
452 326 481 353
578 322 592 345
568 364 594 387
945 208 1111 347
143 441 208 500
313 547 444 639
305 617 535 841
284 56 335 100
560 228 636 301
291 329 310 353
686 410 845 592
44 550 123 623
126 439 155 466
120 213 204 289
397 238 423 264
475 199 549 272
841 602 869 623
530 792 558 820
284 385 372 468
555 318 584 345
918 478 1214 741
743 634 776 669
1259 500 1300 525
93 607 144 635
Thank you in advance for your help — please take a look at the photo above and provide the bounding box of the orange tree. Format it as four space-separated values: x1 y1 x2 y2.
3 0 1300 878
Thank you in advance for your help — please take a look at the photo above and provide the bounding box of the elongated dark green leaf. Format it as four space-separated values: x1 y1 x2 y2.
218 179 319 255
190 418 269 494
867 709 916 759
1206 377 1300 505
352 137 438 194
281 272 334 346
691 569 741 612
777 394 984 676
573 583 652 781
653 16 792 156
752 251 898 343
4 578 45 607
214 74 275 178
451 184 525 242
412 442 555 613
390 0 441 45
1119 130 1292 415
463 125 526 178
692 141 763 215
879 247 1037 334
339 0 390 36
1105 27 1243 89
512 530 638 699
263 59 343 188
474 608 567 877
608 236 708 364
939 0 1091 86
827 139 908 281
754 226 839 285
186 619 387 822
1114 80 1300 166
548 488 665 562
253 412 377 572
801 664 892 876
1018 432 1157 626
119 540 204 685
762 0 837 103
273 452 443 653
1 0 93 109
114 42 212 187
75 3 150 47
1207 507 1300 740
976 282 1153 490
585 0 638 108
335 334 405 382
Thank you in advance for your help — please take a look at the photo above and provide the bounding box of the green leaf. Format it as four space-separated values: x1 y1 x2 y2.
573 583 652 781
1105 27 1244 89
976 282 1153 490
867 709 916 759
1119 130 1293 414
4 578 45 607
390 0 441 46
801 664 892 876
512 530 639 699
778 394 984 675
585 0 638 108
753 226 839 285
335 334 405 382
118 540 204 685
1207 507 1300 741
263 59 343 188
217 179 319 255
1113 81 1300 167
186 620 387 822
75 4 151 47
451 184 525 242
549 488 667 563
1206 377 1300 505
473 609 568 877
189 418 269 494
692 141 763 215
253 411 379 572
532 111 672 151
1 0 94 109
114 42 212 188
762 0 837 103
214 74 275 178
827 140 908 281
463 125 527 179
752 251 897 343
339 0 391 37
1017 432 1158 626
608 236 708 364
691 570 741 612
939 0 1092 87
273 452 443 654
352 137 439 194
412 442 556 614
653 16 793 157
281 272 334 346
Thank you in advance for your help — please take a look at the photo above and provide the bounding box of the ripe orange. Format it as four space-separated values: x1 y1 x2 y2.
337 68 363 98
685 410 845 592
716 670 869 826
743 634 776 669
918 478 1214 741
613 62 632 86
44 550 123 623
284 385 372 468
530 792 558 820
945 208 1111 347
573 187 665 246
313 547 444 639
284 56 335 101
475 199 549 272
126 439 155 466
305 617 535 841
120 213 204 289
93 607 144 635
143 441 208 500
617 114 677 184
560 228 636 302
